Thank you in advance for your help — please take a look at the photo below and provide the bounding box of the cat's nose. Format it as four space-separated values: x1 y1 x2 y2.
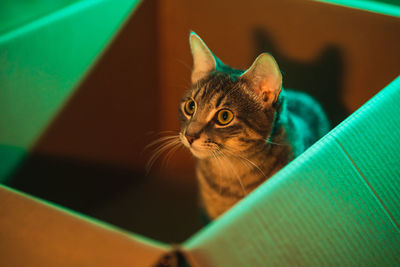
185 135 198 145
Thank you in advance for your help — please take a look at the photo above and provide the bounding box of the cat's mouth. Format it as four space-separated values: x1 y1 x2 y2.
179 133 218 159
188 147 213 159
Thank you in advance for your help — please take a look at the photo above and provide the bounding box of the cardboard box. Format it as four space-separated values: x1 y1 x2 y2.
1 0 399 266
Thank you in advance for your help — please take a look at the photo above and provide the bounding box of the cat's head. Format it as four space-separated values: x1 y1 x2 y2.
179 32 283 159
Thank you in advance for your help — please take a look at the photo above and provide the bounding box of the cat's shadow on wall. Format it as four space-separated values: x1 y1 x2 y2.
252 29 348 127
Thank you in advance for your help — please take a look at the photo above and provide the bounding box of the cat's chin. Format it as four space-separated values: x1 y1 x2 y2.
189 148 213 159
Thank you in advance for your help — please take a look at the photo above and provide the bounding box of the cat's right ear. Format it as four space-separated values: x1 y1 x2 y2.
189 32 217 84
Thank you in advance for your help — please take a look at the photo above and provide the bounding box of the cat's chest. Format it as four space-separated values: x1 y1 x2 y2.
195 157 266 219
198 157 252 180
196 156 267 195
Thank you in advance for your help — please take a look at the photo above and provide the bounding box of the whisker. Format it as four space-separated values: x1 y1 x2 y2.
216 149 246 196
264 138 287 146
161 142 184 168
146 136 181 174
238 155 266 179
145 135 180 150
145 130 179 137
224 148 266 180
211 150 224 194
174 58 193 72
146 142 178 174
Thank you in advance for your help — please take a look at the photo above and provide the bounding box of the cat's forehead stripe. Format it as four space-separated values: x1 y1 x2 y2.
215 92 227 108
193 86 203 100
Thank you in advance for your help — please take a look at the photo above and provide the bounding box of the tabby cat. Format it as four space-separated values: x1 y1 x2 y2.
178 32 330 220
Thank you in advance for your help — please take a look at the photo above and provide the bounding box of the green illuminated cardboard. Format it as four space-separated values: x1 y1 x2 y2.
0 0 399 266
0 0 141 182
315 0 400 17
0 0 80 34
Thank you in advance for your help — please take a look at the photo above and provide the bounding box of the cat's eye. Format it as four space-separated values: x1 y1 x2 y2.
184 99 196 116
216 109 234 125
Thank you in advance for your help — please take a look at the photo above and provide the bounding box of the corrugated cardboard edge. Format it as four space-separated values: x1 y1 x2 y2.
181 76 400 266
0 185 169 267
313 0 400 18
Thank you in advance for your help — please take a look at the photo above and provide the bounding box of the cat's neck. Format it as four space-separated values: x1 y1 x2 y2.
197 131 292 192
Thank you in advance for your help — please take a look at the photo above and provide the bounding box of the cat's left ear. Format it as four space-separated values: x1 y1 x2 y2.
189 32 217 84
241 53 282 106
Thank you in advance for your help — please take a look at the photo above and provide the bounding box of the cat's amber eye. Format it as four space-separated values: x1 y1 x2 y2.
184 99 196 116
216 109 234 125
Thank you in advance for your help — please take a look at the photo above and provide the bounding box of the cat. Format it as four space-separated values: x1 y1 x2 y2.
176 32 330 220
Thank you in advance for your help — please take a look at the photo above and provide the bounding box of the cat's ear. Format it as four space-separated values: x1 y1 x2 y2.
241 53 282 106
189 32 217 84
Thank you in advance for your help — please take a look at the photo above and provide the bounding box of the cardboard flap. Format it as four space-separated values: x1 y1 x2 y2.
183 77 400 266
0 185 169 267
0 0 141 182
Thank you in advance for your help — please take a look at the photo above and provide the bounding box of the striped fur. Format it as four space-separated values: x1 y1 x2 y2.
179 33 330 220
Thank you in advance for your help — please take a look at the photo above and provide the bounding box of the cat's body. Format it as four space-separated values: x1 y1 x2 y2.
178 32 330 220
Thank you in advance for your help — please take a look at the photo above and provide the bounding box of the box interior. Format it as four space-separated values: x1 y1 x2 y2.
1 0 400 265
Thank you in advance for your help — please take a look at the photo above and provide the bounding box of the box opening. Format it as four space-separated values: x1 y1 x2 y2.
1 0 399 261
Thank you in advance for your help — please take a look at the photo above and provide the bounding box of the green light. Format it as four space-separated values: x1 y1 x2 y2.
314 0 400 17
0 145 25 182
0 0 141 182
0 1 80 34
